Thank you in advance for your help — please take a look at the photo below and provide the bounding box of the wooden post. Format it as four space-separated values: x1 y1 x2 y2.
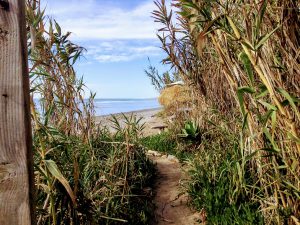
0 0 35 224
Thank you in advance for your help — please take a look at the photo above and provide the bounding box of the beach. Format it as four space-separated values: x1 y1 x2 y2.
95 107 166 136
93 98 160 116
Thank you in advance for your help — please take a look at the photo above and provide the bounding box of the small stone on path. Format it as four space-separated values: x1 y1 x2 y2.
167 154 179 163
147 150 162 157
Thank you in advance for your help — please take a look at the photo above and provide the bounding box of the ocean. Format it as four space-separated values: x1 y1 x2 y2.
94 98 161 116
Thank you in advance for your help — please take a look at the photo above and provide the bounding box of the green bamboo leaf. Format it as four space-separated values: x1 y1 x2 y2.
270 110 277 136
283 181 300 193
241 40 256 51
260 109 274 126
44 102 55 127
242 113 248 131
44 160 76 205
258 100 277 111
238 86 256 94
30 84 42 93
182 2 199 11
33 8 45 27
245 150 259 162
235 162 243 183
255 86 269 99
239 52 254 85
263 128 279 151
54 20 62 36
287 132 300 144
237 93 245 116
277 88 300 120
255 25 280 50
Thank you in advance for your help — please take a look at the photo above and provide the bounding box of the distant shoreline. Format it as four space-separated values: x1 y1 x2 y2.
93 98 160 117
95 107 164 136
94 98 159 100
95 107 162 119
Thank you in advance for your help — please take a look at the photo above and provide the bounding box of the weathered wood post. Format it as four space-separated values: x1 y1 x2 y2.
0 0 35 224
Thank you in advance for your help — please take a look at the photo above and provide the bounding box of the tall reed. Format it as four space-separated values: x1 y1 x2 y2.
26 1 155 224
153 0 299 223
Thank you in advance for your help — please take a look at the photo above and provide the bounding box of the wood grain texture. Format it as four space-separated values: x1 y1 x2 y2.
0 0 35 224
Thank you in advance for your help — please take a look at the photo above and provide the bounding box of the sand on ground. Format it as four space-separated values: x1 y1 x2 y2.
96 108 202 224
95 108 166 136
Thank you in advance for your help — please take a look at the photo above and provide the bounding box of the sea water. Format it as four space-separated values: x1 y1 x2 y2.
94 98 160 116
34 98 160 116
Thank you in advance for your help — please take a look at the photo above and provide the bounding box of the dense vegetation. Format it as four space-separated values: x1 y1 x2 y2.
24 0 299 224
26 1 155 224
150 0 299 224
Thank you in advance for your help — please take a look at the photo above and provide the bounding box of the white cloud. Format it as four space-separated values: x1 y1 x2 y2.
43 0 173 63
85 41 162 63
45 0 162 40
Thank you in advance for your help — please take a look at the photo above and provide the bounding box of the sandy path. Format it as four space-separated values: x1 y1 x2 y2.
150 155 201 225
96 109 202 224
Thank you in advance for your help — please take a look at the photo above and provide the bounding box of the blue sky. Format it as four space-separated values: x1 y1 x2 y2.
44 0 171 98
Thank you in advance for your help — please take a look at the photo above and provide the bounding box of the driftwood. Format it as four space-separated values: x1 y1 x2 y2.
151 124 168 133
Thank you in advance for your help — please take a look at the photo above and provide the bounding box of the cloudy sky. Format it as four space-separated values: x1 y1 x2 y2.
44 0 170 98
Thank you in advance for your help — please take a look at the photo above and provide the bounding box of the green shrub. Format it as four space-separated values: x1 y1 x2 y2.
141 132 177 154
141 132 195 162
178 120 200 141
186 124 264 224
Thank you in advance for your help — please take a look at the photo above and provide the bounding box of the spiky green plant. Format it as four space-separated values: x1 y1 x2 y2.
178 120 200 140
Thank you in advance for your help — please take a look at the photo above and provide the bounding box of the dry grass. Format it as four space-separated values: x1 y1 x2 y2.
153 0 300 223
26 1 155 224
159 85 190 108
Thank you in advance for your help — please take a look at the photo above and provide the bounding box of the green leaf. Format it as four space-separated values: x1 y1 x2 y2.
238 86 256 94
182 2 199 11
54 20 62 36
287 132 300 143
33 8 45 27
237 86 255 115
277 88 300 120
245 150 259 162
242 113 249 131
255 25 280 50
255 86 269 99
258 100 277 111
270 110 277 136
260 109 274 126
241 40 255 51
263 128 279 152
239 52 254 85
282 181 300 193
44 160 76 205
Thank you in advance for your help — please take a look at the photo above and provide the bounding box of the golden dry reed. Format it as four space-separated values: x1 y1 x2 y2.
153 0 299 224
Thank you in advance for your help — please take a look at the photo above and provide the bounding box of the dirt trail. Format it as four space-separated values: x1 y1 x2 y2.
149 154 202 225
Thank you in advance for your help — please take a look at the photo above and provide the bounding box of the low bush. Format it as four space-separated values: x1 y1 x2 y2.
186 122 264 224
33 115 156 225
141 132 177 154
141 132 194 161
